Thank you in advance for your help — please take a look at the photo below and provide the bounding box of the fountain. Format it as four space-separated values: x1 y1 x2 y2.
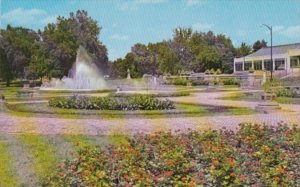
41 46 106 91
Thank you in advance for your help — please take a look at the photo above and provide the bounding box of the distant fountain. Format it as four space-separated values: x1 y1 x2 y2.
41 46 106 91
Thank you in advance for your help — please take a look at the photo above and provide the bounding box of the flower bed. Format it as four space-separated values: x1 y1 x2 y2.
49 95 175 110
45 124 300 186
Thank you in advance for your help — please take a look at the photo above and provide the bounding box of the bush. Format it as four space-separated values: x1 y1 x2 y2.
263 78 283 93
215 69 222 74
45 124 300 186
204 70 210 75
49 95 175 110
172 78 190 86
273 88 295 97
222 78 240 85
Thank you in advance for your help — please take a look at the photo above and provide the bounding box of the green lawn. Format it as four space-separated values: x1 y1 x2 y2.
19 135 58 182
0 134 131 186
222 92 300 105
0 140 19 187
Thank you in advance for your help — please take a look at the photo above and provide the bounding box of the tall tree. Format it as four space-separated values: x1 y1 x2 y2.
42 10 108 77
28 48 53 82
157 43 181 75
194 46 222 72
0 46 13 86
1 25 39 79
236 42 251 57
252 40 267 52
131 43 158 76
173 27 193 45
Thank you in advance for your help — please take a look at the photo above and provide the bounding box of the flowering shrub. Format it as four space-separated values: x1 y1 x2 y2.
45 124 300 186
49 95 175 110
273 88 295 97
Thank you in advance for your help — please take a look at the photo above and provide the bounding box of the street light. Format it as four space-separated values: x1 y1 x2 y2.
261 24 273 81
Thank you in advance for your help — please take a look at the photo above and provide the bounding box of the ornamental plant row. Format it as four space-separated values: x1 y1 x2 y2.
45 124 300 186
49 95 175 110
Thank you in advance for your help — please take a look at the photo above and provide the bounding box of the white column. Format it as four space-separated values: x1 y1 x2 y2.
287 56 291 72
252 60 254 70
233 60 236 73
285 58 287 70
273 59 276 71
242 61 245 71
262 59 265 70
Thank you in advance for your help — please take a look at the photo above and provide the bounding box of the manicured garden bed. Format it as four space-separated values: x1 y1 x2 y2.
6 102 256 119
49 95 175 110
45 124 300 186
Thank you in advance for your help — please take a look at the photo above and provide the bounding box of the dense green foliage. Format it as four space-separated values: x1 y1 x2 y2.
222 78 241 86
0 47 13 86
111 28 240 78
49 95 175 110
0 10 108 85
262 78 295 97
45 124 300 186
111 28 265 78
252 40 267 52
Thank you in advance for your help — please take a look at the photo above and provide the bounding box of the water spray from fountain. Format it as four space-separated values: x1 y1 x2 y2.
41 46 106 91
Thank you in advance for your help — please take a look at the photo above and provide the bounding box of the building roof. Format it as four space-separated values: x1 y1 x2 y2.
247 43 300 57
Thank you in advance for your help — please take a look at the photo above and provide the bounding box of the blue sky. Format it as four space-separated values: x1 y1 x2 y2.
1 0 300 60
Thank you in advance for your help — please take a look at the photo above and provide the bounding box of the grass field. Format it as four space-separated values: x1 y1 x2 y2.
0 134 127 186
222 92 300 105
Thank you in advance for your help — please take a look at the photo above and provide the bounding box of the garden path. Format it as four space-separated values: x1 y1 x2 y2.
0 90 299 135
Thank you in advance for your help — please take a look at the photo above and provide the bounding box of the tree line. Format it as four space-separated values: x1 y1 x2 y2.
110 28 267 78
0 10 267 86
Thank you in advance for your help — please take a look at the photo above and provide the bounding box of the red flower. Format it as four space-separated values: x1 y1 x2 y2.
278 166 285 174
239 175 246 181
230 172 236 177
226 158 235 167
123 175 130 180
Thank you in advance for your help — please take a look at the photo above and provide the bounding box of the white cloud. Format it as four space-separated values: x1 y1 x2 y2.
272 25 300 39
192 23 214 31
272 25 284 32
41 15 57 24
185 0 205 6
280 25 300 38
0 8 46 25
111 34 129 40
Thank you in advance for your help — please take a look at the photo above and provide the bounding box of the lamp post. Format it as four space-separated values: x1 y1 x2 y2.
261 24 273 81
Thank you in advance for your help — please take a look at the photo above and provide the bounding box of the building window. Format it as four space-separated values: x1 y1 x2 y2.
291 56 300 68
264 60 272 71
235 63 243 71
244 61 252 71
254 60 262 70
275 59 285 70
